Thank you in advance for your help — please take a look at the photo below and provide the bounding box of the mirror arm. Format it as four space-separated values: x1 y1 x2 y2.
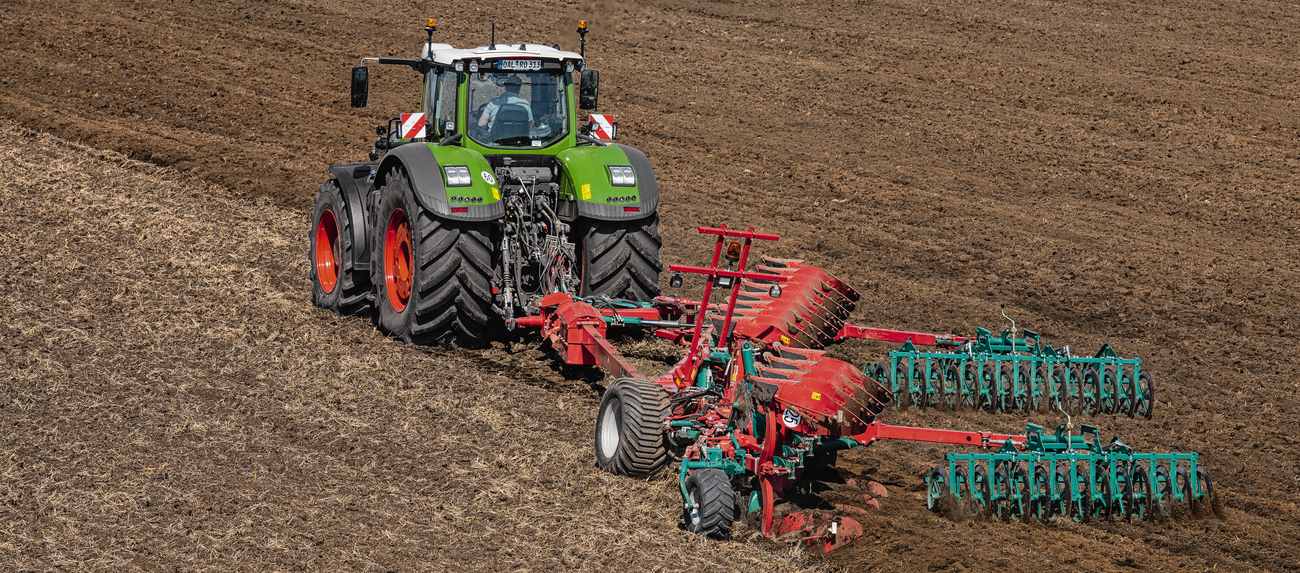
369 57 427 73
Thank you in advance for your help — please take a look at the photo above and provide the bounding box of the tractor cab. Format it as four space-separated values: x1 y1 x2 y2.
421 44 587 151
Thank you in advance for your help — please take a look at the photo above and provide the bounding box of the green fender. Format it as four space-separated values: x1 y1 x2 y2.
375 142 501 222
557 143 659 221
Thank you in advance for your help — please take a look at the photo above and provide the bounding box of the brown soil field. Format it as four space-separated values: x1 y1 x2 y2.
2 0 1299 570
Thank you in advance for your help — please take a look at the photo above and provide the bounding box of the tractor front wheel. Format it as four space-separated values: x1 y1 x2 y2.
684 468 737 539
310 180 372 315
371 169 497 347
579 214 662 301
594 377 670 477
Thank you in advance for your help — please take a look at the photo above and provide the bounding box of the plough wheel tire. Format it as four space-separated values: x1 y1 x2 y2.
310 180 372 315
895 362 912 408
1081 367 1102 416
1029 364 1045 412
1195 467 1215 513
1136 371 1156 419
1030 464 1050 520
684 468 736 539
594 377 670 477
911 360 929 408
371 169 497 347
1101 366 1119 415
1052 464 1074 519
971 465 992 514
926 467 949 511
1095 464 1115 521
578 214 662 302
999 363 1017 412
953 465 980 517
1119 369 1136 418
1129 465 1151 521
958 362 976 409
943 361 961 409
1175 466 1198 515
1057 365 1079 414
1154 465 1175 516
1074 464 1093 522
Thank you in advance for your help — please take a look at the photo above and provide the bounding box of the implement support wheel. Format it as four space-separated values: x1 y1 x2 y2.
684 468 737 539
595 377 671 477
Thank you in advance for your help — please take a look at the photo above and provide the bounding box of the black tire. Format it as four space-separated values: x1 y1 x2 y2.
594 377 670 477
683 468 737 539
1081 367 1101 416
371 169 497 347
960 362 978 410
971 465 992 513
1052 464 1074 519
1130 465 1151 521
1136 370 1156 419
1075 463 1093 521
1101 366 1119 415
578 214 662 301
310 180 372 315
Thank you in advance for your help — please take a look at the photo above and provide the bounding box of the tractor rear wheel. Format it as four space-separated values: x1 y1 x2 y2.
310 180 372 315
684 468 737 539
579 214 662 301
594 377 670 477
371 169 497 347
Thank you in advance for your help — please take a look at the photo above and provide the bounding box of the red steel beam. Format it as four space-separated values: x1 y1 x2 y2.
850 421 1026 450
696 226 780 241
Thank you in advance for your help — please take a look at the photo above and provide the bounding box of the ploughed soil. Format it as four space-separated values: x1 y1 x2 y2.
1 0 1298 570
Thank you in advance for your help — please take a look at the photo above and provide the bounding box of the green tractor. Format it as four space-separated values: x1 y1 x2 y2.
310 20 661 347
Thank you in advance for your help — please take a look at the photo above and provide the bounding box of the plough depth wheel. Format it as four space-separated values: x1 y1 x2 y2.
594 377 670 477
684 468 736 539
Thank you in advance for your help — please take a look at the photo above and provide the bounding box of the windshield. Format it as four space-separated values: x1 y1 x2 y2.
468 70 568 148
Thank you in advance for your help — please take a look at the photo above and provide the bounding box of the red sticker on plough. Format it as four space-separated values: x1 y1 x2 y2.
400 113 426 139
588 114 615 139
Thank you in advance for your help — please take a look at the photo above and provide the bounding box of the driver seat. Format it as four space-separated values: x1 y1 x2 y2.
489 104 530 144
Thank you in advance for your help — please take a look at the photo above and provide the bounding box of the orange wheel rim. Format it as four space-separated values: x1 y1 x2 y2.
315 209 340 294
384 208 413 312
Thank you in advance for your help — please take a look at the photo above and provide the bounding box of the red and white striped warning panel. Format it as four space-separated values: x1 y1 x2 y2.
588 114 615 140
399 113 426 139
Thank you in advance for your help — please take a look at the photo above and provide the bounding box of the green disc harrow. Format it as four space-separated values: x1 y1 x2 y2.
871 326 1153 417
925 423 1211 521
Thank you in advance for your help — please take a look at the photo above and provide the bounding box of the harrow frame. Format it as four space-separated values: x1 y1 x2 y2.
926 423 1210 521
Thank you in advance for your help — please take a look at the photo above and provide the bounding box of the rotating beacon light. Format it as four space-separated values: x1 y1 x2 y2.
578 20 589 57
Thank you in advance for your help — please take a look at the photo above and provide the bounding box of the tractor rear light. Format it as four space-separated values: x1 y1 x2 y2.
468 60 479 72
565 61 575 73
607 165 635 186
454 61 464 72
451 207 468 213
623 207 639 212
444 165 472 186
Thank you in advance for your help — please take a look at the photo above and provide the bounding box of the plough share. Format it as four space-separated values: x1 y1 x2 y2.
513 224 1210 553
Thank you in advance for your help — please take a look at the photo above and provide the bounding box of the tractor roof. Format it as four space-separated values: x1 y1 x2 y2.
421 43 584 66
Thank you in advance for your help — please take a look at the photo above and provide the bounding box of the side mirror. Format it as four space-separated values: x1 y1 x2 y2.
351 66 369 108
579 69 599 110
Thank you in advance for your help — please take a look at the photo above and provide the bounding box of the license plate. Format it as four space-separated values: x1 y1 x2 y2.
499 59 541 71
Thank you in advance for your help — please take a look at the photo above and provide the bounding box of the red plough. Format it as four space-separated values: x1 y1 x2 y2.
512 224 1204 552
